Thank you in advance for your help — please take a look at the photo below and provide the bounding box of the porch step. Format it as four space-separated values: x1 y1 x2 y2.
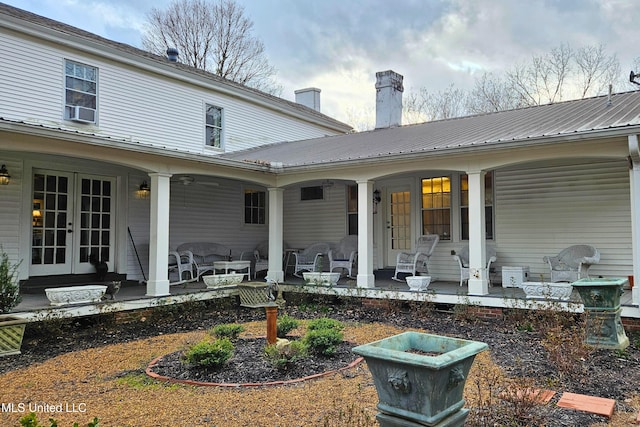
20 273 127 294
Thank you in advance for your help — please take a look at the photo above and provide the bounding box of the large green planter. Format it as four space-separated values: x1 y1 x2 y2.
0 315 27 357
573 277 629 350
353 331 488 426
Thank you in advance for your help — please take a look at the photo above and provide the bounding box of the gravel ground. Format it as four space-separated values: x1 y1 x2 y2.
1 297 639 426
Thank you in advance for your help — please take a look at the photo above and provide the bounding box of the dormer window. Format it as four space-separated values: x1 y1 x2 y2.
64 60 97 123
206 104 223 148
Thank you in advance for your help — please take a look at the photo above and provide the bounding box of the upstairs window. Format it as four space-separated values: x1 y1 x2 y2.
244 189 265 225
206 104 223 148
65 60 97 123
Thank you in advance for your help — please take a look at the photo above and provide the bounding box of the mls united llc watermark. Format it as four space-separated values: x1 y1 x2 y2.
2 402 87 414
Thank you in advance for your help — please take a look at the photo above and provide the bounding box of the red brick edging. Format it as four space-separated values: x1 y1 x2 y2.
145 355 364 387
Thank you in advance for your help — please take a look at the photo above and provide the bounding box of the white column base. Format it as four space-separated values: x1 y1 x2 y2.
146 279 170 297
467 277 489 295
266 271 284 283
357 273 375 288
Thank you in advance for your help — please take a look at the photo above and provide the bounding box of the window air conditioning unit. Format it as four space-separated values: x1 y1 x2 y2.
70 106 96 124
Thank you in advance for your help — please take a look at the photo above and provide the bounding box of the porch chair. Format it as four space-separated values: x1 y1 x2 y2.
543 244 600 283
329 235 358 278
168 250 195 285
452 244 497 286
241 241 270 278
392 234 440 281
293 242 331 277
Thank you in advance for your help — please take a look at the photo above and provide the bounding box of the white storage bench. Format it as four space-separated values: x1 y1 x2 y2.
501 266 529 288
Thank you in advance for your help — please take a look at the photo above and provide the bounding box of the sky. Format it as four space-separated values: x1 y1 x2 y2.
4 0 640 127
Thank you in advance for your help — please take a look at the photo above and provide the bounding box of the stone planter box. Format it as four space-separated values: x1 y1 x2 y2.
406 276 431 291
353 331 488 426
45 285 107 306
520 282 572 300
0 315 27 357
302 272 340 286
203 273 244 289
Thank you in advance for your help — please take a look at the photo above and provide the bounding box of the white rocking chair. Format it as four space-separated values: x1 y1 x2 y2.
543 244 600 282
452 244 497 286
293 242 331 277
168 250 195 285
392 235 440 281
329 235 358 278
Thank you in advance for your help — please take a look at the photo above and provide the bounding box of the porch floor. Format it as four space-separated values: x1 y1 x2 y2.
9 272 635 315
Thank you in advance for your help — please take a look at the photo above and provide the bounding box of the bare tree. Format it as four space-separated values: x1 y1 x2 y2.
399 43 623 126
404 84 469 123
467 72 522 114
142 0 281 94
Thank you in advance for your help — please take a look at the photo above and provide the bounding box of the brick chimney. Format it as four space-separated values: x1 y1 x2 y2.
295 88 321 112
375 70 403 128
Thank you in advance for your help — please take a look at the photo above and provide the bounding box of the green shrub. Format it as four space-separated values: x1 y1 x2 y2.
184 338 234 369
304 328 344 356
277 314 300 338
210 323 245 341
306 317 344 332
264 339 308 368
19 412 100 427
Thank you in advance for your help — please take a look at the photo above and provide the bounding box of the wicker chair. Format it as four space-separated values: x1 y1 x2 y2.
329 235 358 278
452 244 497 286
543 245 600 282
293 242 331 277
392 235 440 281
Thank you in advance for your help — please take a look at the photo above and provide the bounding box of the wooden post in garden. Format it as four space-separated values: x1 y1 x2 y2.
265 305 277 345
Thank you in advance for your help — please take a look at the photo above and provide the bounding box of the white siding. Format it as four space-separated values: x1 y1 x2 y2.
0 158 24 266
0 31 344 156
283 183 349 249
493 159 632 281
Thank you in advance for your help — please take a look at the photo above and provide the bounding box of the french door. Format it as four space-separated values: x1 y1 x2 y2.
30 170 116 276
385 187 411 267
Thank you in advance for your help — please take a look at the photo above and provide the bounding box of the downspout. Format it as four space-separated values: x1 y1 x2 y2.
628 135 640 306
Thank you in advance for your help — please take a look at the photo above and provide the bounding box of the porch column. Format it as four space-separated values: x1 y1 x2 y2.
267 187 284 282
357 180 375 288
629 135 640 305
146 172 172 297
466 171 489 295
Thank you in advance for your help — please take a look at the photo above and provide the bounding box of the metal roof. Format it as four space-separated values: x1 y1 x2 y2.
221 91 640 167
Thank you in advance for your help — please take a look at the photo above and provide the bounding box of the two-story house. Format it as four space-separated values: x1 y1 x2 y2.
3 3 640 318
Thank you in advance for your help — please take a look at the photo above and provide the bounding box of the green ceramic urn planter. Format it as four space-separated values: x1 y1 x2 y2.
573 277 629 350
353 331 488 427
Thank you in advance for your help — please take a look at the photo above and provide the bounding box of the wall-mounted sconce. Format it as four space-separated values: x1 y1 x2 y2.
373 189 381 214
0 164 10 185
136 181 150 199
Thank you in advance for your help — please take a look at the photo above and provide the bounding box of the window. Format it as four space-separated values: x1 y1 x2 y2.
421 176 451 240
64 60 97 123
244 189 265 225
460 172 494 240
206 104 223 148
301 186 324 201
347 185 358 235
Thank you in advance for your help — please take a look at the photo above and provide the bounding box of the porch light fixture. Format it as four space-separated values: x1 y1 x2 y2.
373 189 381 214
136 181 150 199
0 164 10 185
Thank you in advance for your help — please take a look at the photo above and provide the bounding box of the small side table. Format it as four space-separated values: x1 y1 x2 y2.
213 260 251 281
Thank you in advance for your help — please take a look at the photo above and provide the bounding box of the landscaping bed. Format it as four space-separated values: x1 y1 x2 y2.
1 296 639 426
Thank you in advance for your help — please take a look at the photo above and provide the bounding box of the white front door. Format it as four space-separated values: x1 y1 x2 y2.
30 170 116 276
385 187 412 267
